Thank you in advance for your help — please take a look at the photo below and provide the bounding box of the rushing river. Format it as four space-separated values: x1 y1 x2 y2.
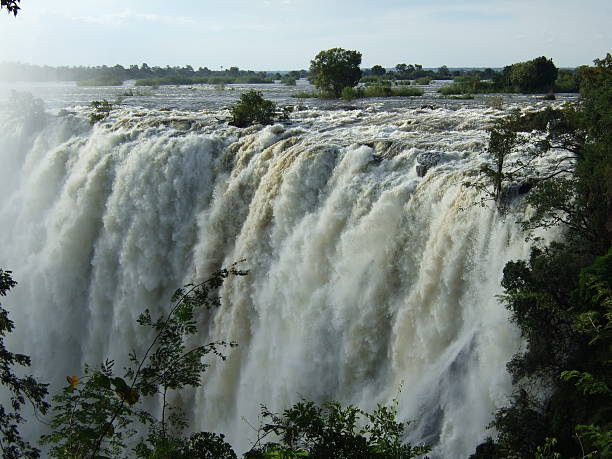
0 81 569 457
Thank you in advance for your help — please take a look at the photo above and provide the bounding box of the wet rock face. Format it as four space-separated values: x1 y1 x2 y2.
416 152 441 177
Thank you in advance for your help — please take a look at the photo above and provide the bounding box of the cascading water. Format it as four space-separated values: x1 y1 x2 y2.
0 92 553 458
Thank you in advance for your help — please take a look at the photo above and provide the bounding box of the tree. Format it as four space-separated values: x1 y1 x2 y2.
309 48 362 98
370 65 386 76
437 65 450 77
0 0 20 15
41 263 247 459
508 56 558 93
229 90 277 128
0 269 49 458
246 398 430 458
470 54 612 458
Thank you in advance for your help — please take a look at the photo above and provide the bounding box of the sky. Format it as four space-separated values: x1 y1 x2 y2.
1 0 611 70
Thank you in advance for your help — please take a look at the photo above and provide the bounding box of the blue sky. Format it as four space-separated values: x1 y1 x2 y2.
2 0 610 69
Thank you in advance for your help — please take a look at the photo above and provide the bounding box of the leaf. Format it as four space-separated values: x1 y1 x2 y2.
116 388 140 405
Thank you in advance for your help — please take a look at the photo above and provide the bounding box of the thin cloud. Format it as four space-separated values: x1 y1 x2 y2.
71 10 196 27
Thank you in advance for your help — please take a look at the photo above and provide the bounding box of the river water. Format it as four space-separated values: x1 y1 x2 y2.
0 81 572 457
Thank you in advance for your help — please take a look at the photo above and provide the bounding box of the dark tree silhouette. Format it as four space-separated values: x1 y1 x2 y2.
1 0 20 16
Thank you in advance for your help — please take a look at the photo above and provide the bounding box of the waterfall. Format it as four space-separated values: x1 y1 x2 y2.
0 98 543 457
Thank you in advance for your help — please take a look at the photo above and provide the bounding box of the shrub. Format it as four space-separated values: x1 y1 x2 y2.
554 70 579 93
89 99 113 124
291 91 320 99
281 75 297 86
341 86 359 101
230 90 277 127
438 84 464 95
414 76 431 85
363 86 423 97
246 399 431 458
41 264 247 459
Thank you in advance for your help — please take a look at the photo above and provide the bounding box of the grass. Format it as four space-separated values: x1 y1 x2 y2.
363 86 423 97
291 91 320 99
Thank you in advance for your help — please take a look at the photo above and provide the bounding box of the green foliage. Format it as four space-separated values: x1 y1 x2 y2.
414 77 430 85
290 92 319 99
230 90 277 128
370 65 386 76
41 361 146 459
309 48 362 98
560 371 610 396
363 86 423 98
508 56 558 93
534 437 561 459
575 424 612 458
360 75 390 84
554 70 579 93
281 75 297 86
0 269 49 459
41 263 248 459
438 76 496 95
472 54 612 458
89 99 113 125
246 398 430 458
463 110 525 206
341 86 358 101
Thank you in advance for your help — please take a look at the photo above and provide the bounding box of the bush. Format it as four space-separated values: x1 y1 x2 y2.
438 84 464 95
245 399 431 458
89 99 113 124
363 86 423 97
414 76 431 85
281 75 297 86
230 90 277 128
310 48 362 98
291 91 320 99
554 70 579 93
341 86 359 101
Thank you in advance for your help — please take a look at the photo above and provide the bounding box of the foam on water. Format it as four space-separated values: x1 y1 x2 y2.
0 97 555 457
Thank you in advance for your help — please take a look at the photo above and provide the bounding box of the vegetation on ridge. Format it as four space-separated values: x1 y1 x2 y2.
469 53 612 459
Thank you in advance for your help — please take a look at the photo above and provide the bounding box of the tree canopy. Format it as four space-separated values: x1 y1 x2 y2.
310 48 362 98
493 56 558 93
0 0 20 15
470 53 612 459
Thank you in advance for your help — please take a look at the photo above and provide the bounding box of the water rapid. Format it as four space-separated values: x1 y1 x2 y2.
0 97 548 457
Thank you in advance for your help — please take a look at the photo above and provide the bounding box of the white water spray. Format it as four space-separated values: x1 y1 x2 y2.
0 99 547 457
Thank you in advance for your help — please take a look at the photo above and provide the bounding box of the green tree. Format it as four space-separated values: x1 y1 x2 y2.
437 65 450 77
0 0 20 15
230 90 277 128
0 269 49 459
309 48 362 98
246 398 430 458
370 65 386 76
508 56 558 93
471 54 612 458
41 263 247 459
